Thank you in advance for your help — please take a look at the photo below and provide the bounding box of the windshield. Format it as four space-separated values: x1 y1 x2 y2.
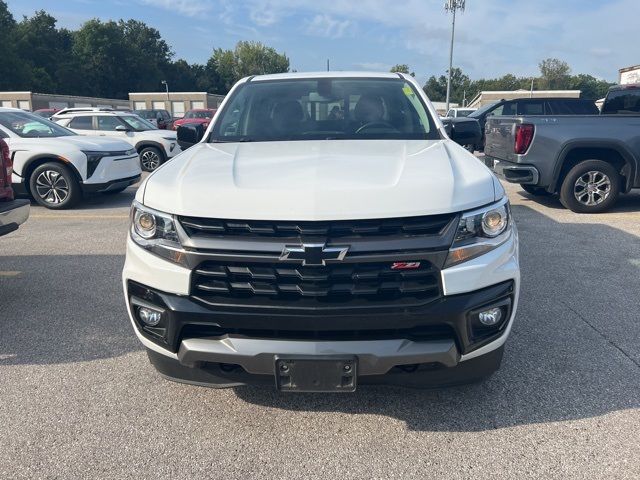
0 111 75 138
456 109 474 117
602 88 640 114
468 102 498 118
210 78 438 142
185 110 214 119
121 115 157 131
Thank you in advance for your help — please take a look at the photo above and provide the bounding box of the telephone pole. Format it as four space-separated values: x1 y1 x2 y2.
444 0 466 113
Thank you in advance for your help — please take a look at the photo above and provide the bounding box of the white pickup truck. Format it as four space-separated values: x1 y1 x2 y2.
123 72 520 392
0 108 141 209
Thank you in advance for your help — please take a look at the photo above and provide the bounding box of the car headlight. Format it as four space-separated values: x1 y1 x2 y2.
130 201 186 265
444 197 512 268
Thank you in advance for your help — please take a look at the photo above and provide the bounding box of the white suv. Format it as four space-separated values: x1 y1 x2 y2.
54 111 180 171
123 72 520 392
0 108 140 209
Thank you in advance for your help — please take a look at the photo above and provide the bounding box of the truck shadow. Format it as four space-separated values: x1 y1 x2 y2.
517 186 640 213
233 204 640 431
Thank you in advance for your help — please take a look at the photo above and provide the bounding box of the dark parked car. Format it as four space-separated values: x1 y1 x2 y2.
469 97 599 150
0 138 29 236
134 109 173 130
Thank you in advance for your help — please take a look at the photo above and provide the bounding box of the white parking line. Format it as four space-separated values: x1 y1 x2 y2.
0 271 21 277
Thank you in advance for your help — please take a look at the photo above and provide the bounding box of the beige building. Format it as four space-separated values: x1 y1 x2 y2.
619 65 640 85
0 91 130 111
129 92 225 118
431 101 459 116
467 89 581 108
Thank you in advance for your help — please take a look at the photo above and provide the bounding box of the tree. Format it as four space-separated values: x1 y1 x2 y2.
390 64 415 77
205 41 289 94
423 68 470 104
0 1 30 90
568 74 614 100
538 58 571 89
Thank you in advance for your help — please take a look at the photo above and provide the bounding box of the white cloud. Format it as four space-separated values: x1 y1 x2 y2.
140 0 214 18
306 14 353 39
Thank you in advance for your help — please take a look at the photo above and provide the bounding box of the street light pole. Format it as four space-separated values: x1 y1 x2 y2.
444 0 465 113
161 80 171 116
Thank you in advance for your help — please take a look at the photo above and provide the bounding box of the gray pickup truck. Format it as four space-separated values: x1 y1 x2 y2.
484 84 640 213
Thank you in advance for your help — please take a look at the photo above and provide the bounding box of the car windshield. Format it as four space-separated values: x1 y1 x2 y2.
121 115 156 131
210 78 438 142
0 111 75 138
456 109 474 117
185 110 213 119
468 103 498 118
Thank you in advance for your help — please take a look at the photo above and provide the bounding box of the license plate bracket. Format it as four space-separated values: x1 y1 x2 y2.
275 356 357 392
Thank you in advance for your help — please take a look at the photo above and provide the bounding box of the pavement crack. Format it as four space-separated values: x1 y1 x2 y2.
562 300 640 369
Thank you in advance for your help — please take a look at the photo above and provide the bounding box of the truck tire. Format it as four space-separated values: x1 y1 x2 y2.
29 162 81 209
520 184 550 196
559 160 620 213
139 146 163 172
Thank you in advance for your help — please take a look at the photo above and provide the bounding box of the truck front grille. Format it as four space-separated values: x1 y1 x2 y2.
191 260 441 308
179 214 455 239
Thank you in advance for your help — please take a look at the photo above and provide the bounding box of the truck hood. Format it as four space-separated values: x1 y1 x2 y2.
143 140 497 220
11 135 134 152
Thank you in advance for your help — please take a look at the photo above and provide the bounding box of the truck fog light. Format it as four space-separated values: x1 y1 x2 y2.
138 307 163 326
478 307 502 326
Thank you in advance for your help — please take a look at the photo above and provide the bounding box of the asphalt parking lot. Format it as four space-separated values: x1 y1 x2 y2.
1 173 639 479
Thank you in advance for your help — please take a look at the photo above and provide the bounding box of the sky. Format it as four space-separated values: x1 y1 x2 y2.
7 0 638 83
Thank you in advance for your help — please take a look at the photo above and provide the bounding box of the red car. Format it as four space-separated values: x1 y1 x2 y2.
0 138 29 236
173 109 216 130
33 108 60 119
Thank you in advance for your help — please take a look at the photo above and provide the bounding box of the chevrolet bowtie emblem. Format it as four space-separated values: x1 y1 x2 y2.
280 243 349 266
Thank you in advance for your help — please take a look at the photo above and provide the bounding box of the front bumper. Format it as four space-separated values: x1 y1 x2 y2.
123 222 520 388
0 199 30 236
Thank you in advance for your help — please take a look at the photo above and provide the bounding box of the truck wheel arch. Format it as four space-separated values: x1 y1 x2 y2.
552 141 637 193
21 155 83 195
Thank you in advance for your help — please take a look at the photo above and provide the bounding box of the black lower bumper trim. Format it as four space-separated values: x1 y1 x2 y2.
146 345 504 389
127 280 515 356
81 174 141 194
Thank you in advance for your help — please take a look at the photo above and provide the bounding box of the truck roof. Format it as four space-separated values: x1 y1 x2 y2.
248 71 403 82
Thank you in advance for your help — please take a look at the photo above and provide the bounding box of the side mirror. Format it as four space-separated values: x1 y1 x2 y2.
115 125 129 132
177 124 205 150
442 118 481 148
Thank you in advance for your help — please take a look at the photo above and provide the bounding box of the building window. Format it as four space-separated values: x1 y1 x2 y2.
1 101 11 108
133 101 146 110
152 101 165 110
172 101 185 118
191 101 204 109
18 100 30 111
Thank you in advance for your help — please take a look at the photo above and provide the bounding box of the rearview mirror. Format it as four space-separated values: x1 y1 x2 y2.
177 124 205 150
115 125 129 132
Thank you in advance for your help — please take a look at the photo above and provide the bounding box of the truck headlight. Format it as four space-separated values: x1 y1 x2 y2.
445 197 512 268
130 201 186 264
